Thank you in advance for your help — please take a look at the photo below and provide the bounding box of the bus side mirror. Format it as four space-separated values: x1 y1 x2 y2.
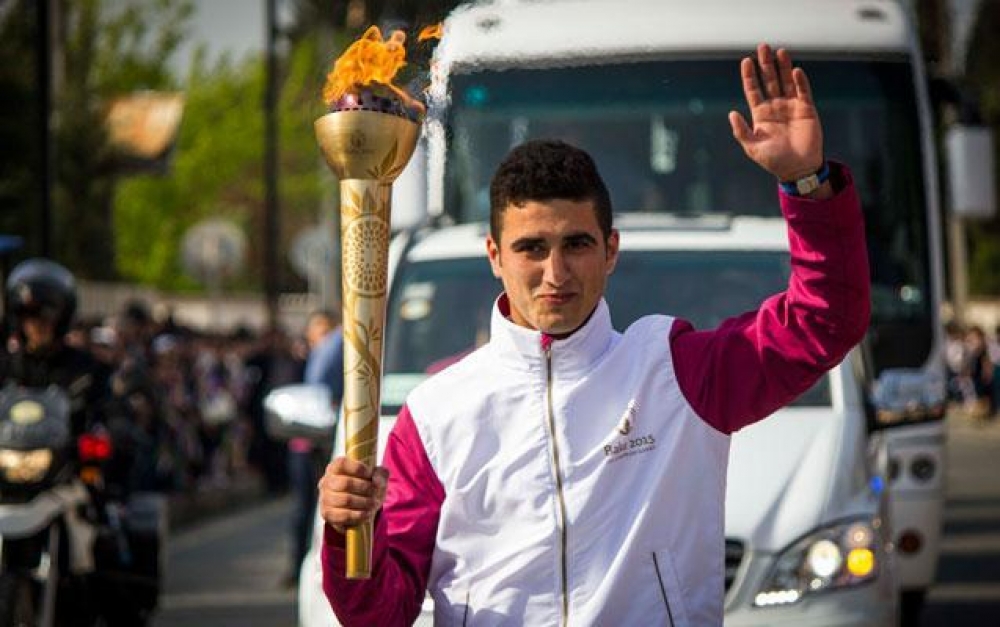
869 368 947 429
945 125 996 220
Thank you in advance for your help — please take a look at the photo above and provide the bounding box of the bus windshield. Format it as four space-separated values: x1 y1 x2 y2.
382 250 830 412
445 58 932 373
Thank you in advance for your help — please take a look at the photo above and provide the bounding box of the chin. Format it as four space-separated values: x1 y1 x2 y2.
538 318 581 337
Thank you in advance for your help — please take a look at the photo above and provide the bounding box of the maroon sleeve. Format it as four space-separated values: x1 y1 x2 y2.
322 404 445 626
671 162 870 434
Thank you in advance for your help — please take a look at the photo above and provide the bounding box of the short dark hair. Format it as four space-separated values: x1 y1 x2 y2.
489 140 613 242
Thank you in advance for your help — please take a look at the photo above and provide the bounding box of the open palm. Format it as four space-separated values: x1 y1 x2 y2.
729 44 824 183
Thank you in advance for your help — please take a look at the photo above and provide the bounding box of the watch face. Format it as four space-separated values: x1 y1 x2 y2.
796 174 820 195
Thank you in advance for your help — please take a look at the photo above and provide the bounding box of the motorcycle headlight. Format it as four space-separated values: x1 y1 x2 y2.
754 518 881 608
0 448 54 483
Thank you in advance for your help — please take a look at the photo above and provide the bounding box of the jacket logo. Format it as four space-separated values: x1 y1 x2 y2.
605 399 655 463
618 399 637 435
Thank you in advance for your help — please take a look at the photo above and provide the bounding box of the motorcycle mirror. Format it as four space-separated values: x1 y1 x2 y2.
263 383 339 444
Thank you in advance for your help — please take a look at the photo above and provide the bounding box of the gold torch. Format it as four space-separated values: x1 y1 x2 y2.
315 27 423 579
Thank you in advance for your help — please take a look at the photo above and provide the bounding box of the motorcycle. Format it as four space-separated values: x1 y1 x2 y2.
0 384 165 626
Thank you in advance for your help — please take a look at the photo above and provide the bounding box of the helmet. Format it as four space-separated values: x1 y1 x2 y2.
5 259 78 336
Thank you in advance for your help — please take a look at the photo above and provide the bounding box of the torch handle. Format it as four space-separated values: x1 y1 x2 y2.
339 179 392 579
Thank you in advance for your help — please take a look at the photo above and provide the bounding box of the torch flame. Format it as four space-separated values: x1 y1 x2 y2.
322 25 409 106
417 23 443 42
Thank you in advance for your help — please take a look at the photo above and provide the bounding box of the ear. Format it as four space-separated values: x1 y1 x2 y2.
486 236 503 279
605 229 620 276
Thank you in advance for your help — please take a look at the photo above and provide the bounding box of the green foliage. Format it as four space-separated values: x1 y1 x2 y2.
114 32 329 291
964 0 1000 297
91 0 192 93
4 0 459 289
52 0 192 279
0 2 39 253
115 53 263 290
969 223 1000 295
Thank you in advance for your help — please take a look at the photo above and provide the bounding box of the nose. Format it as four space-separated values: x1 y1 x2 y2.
543 248 571 286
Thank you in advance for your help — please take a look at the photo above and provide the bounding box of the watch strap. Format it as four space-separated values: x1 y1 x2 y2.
779 161 830 196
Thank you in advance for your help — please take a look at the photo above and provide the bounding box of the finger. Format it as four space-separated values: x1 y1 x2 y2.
728 111 753 145
757 43 781 100
323 506 374 529
322 489 379 511
776 48 795 99
792 67 815 106
321 473 379 497
327 456 373 479
740 57 764 108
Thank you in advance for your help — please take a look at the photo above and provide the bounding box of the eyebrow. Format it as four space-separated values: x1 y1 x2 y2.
508 231 598 250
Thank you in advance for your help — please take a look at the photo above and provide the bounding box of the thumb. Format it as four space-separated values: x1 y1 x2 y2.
372 467 390 505
728 110 753 147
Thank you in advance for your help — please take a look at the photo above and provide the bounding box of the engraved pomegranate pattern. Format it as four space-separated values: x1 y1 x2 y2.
343 215 389 296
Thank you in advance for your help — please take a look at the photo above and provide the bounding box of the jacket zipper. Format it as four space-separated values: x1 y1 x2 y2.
652 552 676 626
544 342 570 626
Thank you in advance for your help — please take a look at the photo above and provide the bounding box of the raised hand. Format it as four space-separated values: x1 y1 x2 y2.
728 43 825 185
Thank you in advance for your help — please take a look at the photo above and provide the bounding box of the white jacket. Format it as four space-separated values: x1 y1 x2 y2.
410 303 727 625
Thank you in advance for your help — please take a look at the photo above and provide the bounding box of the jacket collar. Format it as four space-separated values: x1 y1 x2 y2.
489 294 615 377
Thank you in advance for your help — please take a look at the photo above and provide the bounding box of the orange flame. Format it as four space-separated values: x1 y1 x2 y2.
322 26 409 106
417 23 443 42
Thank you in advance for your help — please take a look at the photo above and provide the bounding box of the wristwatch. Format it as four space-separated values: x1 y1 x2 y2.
779 161 830 197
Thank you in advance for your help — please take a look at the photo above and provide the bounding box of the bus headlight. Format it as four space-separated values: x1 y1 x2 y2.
0 448 53 483
754 519 880 608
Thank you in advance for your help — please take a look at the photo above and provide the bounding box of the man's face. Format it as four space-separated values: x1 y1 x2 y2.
306 317 332 350
21 314 56 351
487 199 619 337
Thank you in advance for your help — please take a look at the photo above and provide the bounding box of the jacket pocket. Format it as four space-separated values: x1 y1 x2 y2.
652 550 690 627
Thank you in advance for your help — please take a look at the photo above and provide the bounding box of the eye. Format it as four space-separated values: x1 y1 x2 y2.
565 236 596 251
512 240 547 256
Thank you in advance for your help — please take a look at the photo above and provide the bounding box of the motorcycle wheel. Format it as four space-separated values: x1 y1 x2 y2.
0 573 36 627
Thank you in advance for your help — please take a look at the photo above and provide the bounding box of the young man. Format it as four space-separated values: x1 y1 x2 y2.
318 44 870 625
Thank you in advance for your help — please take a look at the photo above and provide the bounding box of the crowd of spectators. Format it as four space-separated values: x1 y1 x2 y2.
59 300 309 496
945 320 1000 421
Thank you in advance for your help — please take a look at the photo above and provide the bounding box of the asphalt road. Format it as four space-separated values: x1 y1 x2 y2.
922 412 1000 626
153 496 297 627
150 413 1000 627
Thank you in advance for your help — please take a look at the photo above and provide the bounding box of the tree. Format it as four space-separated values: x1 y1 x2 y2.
55 0 192 279
111 0 463 292
963 0 1000 296
114 35 327 291
0 2 41 255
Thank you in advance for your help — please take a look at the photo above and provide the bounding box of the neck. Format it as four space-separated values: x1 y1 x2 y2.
25 337 55 353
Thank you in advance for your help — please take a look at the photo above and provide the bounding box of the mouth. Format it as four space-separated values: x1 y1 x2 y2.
538 293 576 306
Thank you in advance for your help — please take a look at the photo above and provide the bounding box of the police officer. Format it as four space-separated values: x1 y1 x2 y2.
0 259 108 439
